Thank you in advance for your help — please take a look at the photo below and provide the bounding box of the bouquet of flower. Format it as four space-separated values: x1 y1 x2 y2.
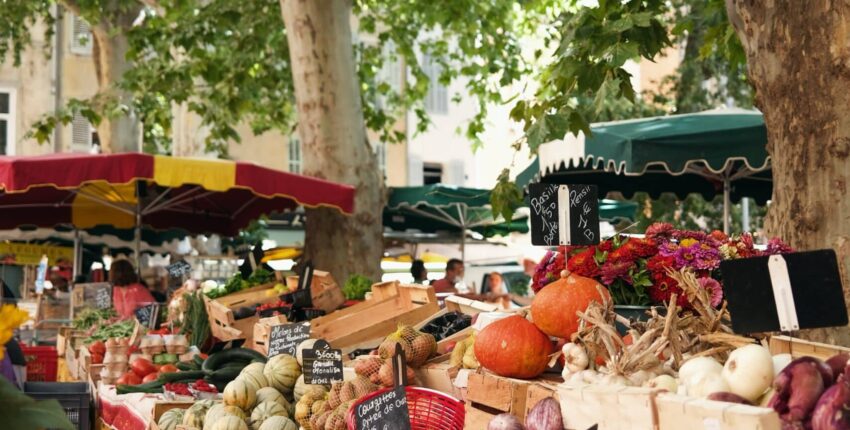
532 222 794 308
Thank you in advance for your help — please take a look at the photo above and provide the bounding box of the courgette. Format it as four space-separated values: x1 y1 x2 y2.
207 366 242 383
117 380 164 394
159 370 205 383
176 361 197 371
202 348 267 372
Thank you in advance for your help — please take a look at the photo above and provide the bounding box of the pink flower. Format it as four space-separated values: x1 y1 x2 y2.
600 259 634 285
766 238 794 255
697 277 723 307
646 223 674 242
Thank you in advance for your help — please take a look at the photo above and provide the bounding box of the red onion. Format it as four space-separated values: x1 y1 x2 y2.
826 354 850 381
770 357 829 423
811 380 850 430
707 392 753 405
525 398 563 430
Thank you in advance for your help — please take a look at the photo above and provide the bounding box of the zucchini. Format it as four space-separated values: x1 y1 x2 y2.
176 361 197 371
117 380 164 394
202 348 266 373
207 366 242 383
159 370 205 383
193 355 205 368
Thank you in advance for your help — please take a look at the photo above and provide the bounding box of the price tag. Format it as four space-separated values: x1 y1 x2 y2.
529 183 600 246
72 282 112 315
354 384 410 430
267 322 311 358
134 303 160 329
94 285 112 309
166 260 192 278
302 340 343 386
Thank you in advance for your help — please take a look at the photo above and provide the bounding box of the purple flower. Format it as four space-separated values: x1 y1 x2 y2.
697 277 723 307
600 260 634 285
766 238 794 255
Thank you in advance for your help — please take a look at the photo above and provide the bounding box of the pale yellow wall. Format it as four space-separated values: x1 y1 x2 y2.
228 124 288 171
639 46 681 96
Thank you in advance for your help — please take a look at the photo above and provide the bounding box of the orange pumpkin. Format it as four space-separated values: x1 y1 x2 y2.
474 315 553 379
531 274 610 339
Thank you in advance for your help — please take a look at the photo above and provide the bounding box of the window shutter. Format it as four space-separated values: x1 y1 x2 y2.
70 15 93 55
71 112 92 151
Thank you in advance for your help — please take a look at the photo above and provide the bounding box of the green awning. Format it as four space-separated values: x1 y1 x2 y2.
384 185 528 238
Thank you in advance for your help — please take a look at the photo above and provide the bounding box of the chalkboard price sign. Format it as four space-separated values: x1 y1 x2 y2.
94 285 112 309
302 340 343 385
354 385 411 430
267 322 311 358
72 282 113 315
529 183 600 247
135 303 160 328
166 260 192 278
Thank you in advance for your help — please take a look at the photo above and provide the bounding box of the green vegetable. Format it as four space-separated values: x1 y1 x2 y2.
202 348 267 373
342 274 372 300
159 370 205 383
154 353 179 365
180 292 210 348
247 267 273 285
176 361 197 371
73 308 117 330
117 380 165 394
206 366 242 383
84 319 135 344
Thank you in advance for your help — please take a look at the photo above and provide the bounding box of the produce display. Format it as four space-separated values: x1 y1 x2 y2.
73 308 118 330
419 311 472 341
85 318 136 343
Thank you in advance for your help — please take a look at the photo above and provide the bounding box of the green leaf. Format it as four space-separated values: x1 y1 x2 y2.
608 16 634 33
0 378 74 430
631 12 653 27
490 169 523 222
609 42 640 66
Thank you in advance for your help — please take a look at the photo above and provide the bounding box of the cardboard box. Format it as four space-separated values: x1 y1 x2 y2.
769 335 850 360
415 355 462 399
557 384 660 430
655 393 780 430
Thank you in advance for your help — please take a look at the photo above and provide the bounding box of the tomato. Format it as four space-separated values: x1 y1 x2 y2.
117 372 142 386
158 364 179 374
91 353 104 365
89 341 106 356
130 358 157 378
142 373 159 383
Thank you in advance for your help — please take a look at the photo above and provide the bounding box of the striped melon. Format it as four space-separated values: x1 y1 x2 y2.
205 404 247 430
209 415 248 430
183 400 215 428
251 400 289 429
258 416 298 430
157 408 185 430
263 354 301 395
224 379 258 411
239 370 269 390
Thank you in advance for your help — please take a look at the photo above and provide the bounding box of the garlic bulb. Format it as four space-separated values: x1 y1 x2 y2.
562 343 589 373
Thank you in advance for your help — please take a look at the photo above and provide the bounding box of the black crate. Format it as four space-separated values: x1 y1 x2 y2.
24 382 91 430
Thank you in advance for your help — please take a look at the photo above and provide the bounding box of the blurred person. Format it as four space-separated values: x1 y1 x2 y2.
2 281 25 387
431 259 464 294
110 259 155 318
410 259 428 284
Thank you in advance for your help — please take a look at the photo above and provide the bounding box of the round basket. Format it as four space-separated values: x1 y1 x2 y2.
345 386 465 430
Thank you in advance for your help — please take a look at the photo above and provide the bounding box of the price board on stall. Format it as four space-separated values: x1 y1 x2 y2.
302 340 343 385
166 260 192 278
71 282 113 316
529 183 600 247
354 385 411 430
135 303 161 329
267 322 311 358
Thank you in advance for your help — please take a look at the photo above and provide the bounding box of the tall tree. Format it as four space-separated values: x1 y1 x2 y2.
505 0 850 343
2 0 558 278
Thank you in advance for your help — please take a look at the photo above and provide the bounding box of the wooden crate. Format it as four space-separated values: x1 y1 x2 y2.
557 384 659 430
656 393 780 430
284 270 346 313
203 284 280 343
148 401 194 430
465 371 536 421
251 315 289 355
525 381 558 418
308 282 440 351
769 335 850 360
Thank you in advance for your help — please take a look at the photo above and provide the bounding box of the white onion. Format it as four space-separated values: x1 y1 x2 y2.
688 371 730 398
645 374 678 392
721 345 774 402
679 357 723 386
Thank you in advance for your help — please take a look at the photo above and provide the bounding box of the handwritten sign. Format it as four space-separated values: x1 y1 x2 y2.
721 249 848 334
267 322 311 358
72 283 113 314
529 183 599 247
135 303 160 328
166 260 192 278
354 385 411 430
302 340 343 385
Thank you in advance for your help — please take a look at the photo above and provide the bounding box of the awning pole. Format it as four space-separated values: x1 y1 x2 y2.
723 177 731 235
72 229 81 279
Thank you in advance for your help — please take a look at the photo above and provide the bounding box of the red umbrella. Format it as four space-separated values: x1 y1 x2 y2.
0 153 355 236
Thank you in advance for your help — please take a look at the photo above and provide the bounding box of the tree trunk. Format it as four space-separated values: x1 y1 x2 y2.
728 0 850 344
88 3 141 153
280 0 385 282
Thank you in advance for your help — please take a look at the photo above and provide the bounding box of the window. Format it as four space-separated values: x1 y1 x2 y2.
422 53 448 114
0 90 14 155
71 111 93 152
423 162 443 185
70 14 93 55
288 137 302 174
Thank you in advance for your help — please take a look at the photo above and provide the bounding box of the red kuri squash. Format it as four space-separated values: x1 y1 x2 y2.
531 274 610 339
474 315 553 379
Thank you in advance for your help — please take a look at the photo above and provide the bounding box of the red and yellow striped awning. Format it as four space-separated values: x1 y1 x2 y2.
0 153 355 236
